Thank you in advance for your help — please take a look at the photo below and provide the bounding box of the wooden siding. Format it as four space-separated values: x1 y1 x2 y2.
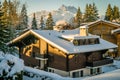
88 23 117 44
69 53 86 71
87 52 102 62
116 34 120 56
88 22 119 56
48 45 67 71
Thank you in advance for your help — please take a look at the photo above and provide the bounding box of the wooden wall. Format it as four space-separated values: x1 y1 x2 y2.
88 22 120 56
48 45 67 71
69 53 86 71
88 23 117 44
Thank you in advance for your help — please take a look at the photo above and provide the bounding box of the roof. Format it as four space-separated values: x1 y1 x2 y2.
111 28 120 34
87 19 120 28
9 29 117 54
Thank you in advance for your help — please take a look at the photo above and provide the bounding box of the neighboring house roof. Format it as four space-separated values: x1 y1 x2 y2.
111 28 120 34
87 19 120 28
9 28 117 54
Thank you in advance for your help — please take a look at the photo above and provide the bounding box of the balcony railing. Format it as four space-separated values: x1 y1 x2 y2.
86 58 113 67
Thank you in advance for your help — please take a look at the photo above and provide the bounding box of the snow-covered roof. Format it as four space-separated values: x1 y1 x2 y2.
80 25 88 28
87 19 120 27
111 28 120 34
10 29 117 54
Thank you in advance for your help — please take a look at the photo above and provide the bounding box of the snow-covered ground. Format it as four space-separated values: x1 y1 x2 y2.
23 60 120 80
0 51 24 78
0 51 120 80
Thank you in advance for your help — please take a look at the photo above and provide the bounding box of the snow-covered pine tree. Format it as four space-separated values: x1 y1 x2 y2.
0 1 16 53
104 4 113 21
39 16 45 30
46 12 54 30
0 1 8 52
31 13 38 29
18 4 28 30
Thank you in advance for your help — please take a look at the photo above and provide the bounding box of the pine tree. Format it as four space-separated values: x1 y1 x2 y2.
104 4 113 21
0 1 17 53
75 7 82 27
18 4 28 30
8 0 19 29
92 3 99 20
40 16 45 29
46 12 54 30
31 13 37 29
113 6 119 20
84 4 89 22
0 2 10 53
84 3 98 22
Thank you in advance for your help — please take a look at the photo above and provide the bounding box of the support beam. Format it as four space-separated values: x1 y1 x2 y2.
66 54 69 71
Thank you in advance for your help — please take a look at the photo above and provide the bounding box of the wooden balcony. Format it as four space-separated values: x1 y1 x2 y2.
86 58 113 67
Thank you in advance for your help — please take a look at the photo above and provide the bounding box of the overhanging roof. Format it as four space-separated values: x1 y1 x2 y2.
88 19 120 28
9 29 118 54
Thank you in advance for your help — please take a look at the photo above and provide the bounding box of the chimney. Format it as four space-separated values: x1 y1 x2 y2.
80 25 88 36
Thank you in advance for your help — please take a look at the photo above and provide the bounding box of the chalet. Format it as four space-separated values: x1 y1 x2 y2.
112 28 120 57
88 19 120 56
9 26 117 78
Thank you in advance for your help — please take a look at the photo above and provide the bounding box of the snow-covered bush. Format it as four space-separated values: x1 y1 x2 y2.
0 51 24 80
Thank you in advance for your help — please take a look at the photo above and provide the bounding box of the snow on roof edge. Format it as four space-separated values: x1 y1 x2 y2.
30 30 69 54
87 19 120 27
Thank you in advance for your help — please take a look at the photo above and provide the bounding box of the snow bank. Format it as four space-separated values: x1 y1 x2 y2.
24 66 73 80
0 51 24 77
83 69 120 80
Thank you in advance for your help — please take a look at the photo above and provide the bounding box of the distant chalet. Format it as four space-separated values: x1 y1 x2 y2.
9 22 117 78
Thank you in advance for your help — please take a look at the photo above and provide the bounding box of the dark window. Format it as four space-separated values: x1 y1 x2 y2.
72 71 79 78
73 40 79 46
90 69 93 75
32 52 36 58
73 38 100 46
72 70 84 78
49 69 54 73
97 68 100 73
80 70 83 77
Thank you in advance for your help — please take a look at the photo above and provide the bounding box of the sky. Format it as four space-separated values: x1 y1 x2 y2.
1 0 120 15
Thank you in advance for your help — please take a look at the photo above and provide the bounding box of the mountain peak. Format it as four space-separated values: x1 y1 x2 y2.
59 4 67 11
58 4 77 13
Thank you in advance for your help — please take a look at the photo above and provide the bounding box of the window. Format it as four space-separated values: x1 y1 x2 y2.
32 52 36 58
73 40 79 46
72 70 84 78
95 38 100 44
90 68 98 75
49 69 54 73
90 69 93 75
80 70 83 77
73 38 100 46
72 71 79 78
97 68 100 73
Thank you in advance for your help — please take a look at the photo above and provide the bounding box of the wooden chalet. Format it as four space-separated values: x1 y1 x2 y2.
88 20 120 56
9 26 117 78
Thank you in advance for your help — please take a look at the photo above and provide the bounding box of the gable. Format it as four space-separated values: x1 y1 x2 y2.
88 20 120 28
9 30 39 47
88 20 120 35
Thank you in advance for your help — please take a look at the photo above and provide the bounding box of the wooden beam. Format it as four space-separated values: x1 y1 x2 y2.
66 54 69 71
